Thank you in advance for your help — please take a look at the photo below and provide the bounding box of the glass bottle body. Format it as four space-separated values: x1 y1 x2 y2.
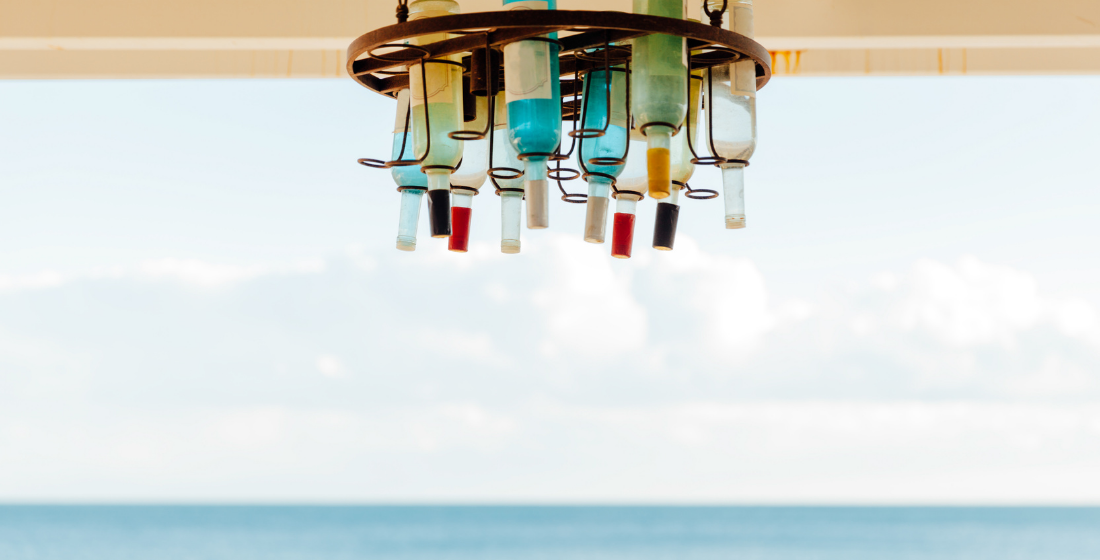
503 0 561 229
579 67 628 244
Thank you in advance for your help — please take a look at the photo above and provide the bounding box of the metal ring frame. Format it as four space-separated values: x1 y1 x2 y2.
352 10 770 203
675 180 719 200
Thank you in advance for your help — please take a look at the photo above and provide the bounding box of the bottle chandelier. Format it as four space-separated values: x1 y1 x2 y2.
350 0 770 257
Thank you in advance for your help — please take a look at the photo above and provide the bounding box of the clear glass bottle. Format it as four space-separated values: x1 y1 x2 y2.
703 0 756 229
631 0 687 201
408 0 465 238
579 66 628 244
503 0 562 230
391 88 430 252
610 130 649 259
491 91 526 254
449 94 489 252
654 69 701 250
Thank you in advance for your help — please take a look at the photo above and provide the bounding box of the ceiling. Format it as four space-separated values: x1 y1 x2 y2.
1 0 1098 78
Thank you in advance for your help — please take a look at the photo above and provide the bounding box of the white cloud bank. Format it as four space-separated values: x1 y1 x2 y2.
0 257 326 293
1 401 1098 503
0 243 1099 502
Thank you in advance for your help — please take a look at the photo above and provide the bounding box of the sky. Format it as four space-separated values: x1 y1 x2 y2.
0 75 1099 504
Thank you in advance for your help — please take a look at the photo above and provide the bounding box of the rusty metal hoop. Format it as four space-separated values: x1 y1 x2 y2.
346 11 771 98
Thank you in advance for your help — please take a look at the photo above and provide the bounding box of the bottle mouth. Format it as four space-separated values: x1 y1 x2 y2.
611 212 636 259
396 237 417 252
427 189 452 238
584 195 609 244
525 178 550 229
726 215 746 229
652 202 679 250
448 206 472 253
501 239 521 254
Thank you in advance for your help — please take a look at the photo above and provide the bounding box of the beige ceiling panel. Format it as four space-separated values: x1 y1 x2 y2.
1 0 1098 78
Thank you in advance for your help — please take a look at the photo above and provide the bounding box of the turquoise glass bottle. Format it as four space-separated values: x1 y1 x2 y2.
391 88 430 252
631 0 687 200
578 67 628 244
503 0 561 230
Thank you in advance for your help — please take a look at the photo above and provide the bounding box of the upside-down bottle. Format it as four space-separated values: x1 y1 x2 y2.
631 0 687 200
408 0 465 238
610 130 649 258
392 89 430 252
654 68 702 250
579 66 628 244
491 91 526 253
503 0 562 230
703 0 756 229
449 93 489 252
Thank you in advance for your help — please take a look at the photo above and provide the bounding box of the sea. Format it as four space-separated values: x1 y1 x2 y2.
1 506 1098 560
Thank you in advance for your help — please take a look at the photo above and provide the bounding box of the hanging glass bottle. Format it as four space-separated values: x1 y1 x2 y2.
654 68 702 250
578 66 628 244
449 93 490 252
491 91 527 254
503 0 562 230
703 0 756 229
408 0 465 238
631 0 687 201
610 130 649 259
391 88 430 252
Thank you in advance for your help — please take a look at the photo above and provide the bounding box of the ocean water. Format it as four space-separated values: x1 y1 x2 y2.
1 506 1098 560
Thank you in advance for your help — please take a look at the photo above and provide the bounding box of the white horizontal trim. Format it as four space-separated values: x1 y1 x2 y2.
0 37 355 51
1 34 1098 52
758 35 1100 50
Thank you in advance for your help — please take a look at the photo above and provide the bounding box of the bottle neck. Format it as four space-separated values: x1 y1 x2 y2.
426 169 451 191
587 177 612 198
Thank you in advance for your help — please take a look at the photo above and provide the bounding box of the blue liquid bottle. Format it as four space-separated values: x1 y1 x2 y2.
503 0 561 230
578 67 628 244
391 89 430 252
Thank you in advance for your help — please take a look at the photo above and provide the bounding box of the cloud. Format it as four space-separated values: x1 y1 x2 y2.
0 257 326 293
418 329 512 368
2 400 1098 503
2 244 1099 502
532 234 648 358
0 270 66 292
650 236 787 353
315 354 346 378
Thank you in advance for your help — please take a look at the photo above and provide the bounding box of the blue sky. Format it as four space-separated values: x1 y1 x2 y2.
1 76 1099 503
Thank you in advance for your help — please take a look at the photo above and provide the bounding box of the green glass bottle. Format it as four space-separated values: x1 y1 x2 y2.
631 0 687 201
